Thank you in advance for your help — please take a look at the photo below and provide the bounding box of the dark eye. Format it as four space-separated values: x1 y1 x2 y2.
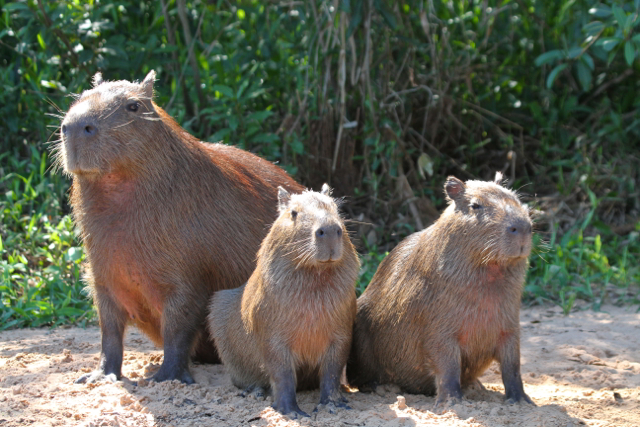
126 102 139 112
291 210 298 219
471 203 482 210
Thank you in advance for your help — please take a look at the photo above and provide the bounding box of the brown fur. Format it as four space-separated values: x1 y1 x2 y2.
208 185 360 417
348 173 534 405
56 71 303 384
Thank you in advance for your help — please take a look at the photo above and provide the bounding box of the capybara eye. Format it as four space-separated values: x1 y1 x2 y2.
471 203 482 210
291 210 298 219
126 102 140 112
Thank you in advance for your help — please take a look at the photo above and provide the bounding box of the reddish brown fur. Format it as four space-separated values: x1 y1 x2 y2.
348 173 534 404
57 71 303 384
208 185 360 417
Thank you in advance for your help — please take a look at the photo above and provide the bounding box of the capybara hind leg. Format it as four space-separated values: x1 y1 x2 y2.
434 346 463 405
498 333 534 405
270 367 309 418
317 344 350 412
76 288 127 384
151 292 203 384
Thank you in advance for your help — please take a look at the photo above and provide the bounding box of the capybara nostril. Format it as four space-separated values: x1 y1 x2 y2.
509 226 518 234
337 228 342 237
316 228 325 238
62 124 67 134
84 125 97 136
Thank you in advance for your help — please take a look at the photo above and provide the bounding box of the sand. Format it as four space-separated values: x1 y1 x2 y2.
1 304 639 427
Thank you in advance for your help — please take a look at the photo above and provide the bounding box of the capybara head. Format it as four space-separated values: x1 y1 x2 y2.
443 172 532 264
59 71 160 176
272 183 347 266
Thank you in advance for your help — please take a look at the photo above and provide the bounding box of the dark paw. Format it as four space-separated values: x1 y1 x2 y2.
75 370 119 384
272 403 310 419
435 392 463 407
506 392 535 405
314 399 351 414
240 386 266 401
150 365 195 384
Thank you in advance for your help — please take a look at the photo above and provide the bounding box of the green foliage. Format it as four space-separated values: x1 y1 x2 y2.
0 0 639 327
1 148 93 329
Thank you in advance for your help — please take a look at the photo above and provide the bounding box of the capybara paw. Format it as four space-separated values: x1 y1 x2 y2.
240 386 266 401
75 370 119 384
150 366 195 384
272 404 310 419
435 394 462 407
506 392 535 406
314 399 351 414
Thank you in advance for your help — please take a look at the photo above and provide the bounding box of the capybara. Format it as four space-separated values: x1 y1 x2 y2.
56 71 303 384
348 173 534 405
208 184 360 417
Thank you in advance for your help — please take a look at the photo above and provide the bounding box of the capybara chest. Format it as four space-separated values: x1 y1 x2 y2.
107 251 165 324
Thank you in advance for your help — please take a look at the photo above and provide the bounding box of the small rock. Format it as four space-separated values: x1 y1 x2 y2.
397 395 407 410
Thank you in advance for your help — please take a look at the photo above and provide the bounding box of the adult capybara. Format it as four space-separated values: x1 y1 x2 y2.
348 173 534 405
56 71 303 384
208 185 360 417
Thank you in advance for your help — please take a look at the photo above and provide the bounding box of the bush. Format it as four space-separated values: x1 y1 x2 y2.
1 0 638 327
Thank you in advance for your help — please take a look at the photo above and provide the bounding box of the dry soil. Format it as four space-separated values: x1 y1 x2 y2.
1 304 639 427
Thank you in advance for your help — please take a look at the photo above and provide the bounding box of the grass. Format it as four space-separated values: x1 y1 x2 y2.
1 149 639 330
0 148 93 330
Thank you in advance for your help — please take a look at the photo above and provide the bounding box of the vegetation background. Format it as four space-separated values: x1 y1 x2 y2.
1 0 639 329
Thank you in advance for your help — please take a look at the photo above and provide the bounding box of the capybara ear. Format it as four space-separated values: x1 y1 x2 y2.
445 176 466 202
92 72 104 87
278 186 291 212
141 70 156 99
494 171 504 185
320 183 332 196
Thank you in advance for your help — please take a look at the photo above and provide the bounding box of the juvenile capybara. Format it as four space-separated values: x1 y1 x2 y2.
348 173 534 405
208 184 360 417
56 71 303 384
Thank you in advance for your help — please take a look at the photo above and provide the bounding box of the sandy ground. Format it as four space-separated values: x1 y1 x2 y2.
1 304 639 427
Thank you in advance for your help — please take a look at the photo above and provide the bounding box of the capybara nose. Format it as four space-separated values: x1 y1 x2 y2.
507 219 531 236
63 119 99 139
315 224 342 239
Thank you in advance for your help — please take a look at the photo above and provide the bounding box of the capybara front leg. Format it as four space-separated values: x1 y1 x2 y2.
151 291 202 384
434 345 463 405
317 342 350 412
497 332 534 405
270 366 309 418
76 288 126 384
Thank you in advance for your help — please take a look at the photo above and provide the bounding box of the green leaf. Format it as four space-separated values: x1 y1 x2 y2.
582 21 604 36
212 85 234 98
567 46 583 59
582 52 595 70
246 110 273 122
575 60 592 91
373 0 396 29
612 5 627 27
625 40 635 65
588 5 612 17
228 116 239 131
546 63 568 89
208 128 231 142
347 0 363 39
601 38 621 51
3 2 31 11
534 50 564 66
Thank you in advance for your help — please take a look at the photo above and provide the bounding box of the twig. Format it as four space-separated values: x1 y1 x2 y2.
332 12 347 173
166 9 206 112
176 0 207 111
